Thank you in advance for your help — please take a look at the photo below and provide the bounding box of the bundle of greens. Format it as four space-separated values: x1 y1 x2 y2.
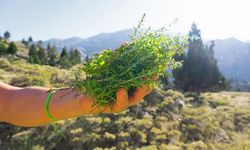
75 15 187 108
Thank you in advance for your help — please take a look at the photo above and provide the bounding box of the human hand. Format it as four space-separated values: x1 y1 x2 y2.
101 85 152 113
89 74 158 114
78 75 158 114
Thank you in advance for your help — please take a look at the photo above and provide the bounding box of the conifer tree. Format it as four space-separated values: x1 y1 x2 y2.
172 52 186 90
4 31 11 39
37 47 48 65
28 36 33 43
84 55 91 63
173 23 227 92
21 39 29 47
47 44 58 66
208 40 215 57
70 49 81 65
7 42 18 55
28 44 41 64
59 47 71 68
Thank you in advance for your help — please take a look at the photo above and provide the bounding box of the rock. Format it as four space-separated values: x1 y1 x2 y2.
144 89 164 106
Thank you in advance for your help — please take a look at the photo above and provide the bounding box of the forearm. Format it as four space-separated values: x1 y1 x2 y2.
0 81 151 127
0 85 90 127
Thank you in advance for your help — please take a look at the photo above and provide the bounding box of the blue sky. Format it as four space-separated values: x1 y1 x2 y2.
0 0 250 41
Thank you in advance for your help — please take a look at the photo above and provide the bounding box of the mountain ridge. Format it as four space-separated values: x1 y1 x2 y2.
42 29 250 82
43 29 133 56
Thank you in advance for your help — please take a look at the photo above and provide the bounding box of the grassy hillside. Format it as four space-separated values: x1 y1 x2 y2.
1 58 250 150
0 39 29 58
0 57 76 88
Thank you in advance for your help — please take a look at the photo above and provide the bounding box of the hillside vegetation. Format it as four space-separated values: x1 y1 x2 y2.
0 57 76 88
0 58 250 150
0 38 29 57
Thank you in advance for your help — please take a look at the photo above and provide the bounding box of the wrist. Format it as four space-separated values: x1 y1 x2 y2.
76 92 106 115
47 88 88 120
45 90 57 121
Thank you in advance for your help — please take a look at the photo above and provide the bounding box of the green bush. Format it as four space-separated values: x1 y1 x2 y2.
0 42 8 54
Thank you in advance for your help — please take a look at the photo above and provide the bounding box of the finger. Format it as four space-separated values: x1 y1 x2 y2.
129 85 152 106
143 74 158 81
146 86 153 95
152 74 159 80
111 88 129 113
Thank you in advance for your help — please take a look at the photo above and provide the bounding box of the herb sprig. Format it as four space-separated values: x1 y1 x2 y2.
75 14 187 109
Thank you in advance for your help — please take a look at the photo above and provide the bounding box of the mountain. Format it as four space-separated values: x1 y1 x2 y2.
212 38 250 81
43 29 133 57
43 31 250 82
74 29 133 56
46 37 83 48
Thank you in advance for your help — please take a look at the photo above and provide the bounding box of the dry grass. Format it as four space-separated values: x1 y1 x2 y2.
0 57 76 88
1 57 250 150
205 91 250 107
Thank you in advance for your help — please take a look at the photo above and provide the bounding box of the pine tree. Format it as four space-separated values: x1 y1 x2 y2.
29 44 36 57
28 44 36 63
47 44 58 66
84 55 91 63
70 49 81 65
59 47 71 68
172 52 186 90
28 36 33 43
28 44 41 64
185 23 207 91
33 54 41 64
74 49 81 64
7 42 18 55
204 41 228 90
37 47 48 65
208 40 215 57
60 47 68 58
37 40 43 47
21 39 29 47
173 23 226 92
4 31 11 39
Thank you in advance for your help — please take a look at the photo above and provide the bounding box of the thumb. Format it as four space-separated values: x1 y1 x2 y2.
129 85 152 106
111 88 129 113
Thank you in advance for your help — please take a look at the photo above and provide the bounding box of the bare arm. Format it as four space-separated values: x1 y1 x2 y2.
0 81 152 127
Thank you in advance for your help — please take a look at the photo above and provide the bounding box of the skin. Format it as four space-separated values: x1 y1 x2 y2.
0 81 152 127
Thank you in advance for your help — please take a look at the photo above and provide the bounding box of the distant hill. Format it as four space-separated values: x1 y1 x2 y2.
212 38 250 81
45 37 83 48
43 29 133 57
43 30 250 82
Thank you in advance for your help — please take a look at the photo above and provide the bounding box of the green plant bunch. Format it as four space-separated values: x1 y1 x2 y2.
76 15 187 109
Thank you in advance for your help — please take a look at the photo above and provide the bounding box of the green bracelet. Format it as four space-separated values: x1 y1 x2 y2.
45 90 57 121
